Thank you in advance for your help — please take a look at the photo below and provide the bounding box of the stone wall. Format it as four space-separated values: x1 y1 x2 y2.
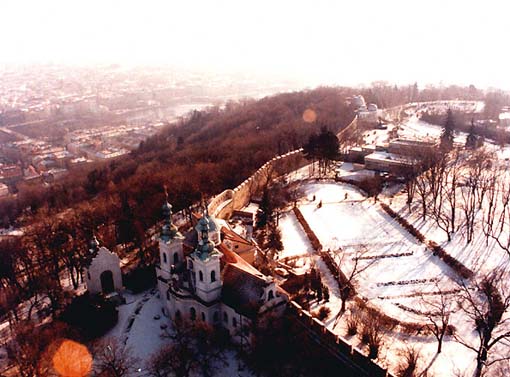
209 149 306 219
287 301 395 377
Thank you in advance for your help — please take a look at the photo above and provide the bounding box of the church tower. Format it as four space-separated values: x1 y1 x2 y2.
188 214 223 303
157 196 184 284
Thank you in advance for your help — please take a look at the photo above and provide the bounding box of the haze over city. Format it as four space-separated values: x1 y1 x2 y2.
1 0 510 89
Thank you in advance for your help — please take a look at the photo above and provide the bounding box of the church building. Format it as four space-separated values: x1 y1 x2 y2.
156 199 287 341
84 236 123 295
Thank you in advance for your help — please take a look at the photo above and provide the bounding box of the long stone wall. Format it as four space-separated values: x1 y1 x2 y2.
207 189 234 219
209 113 361 219
209 149 306 219
287 301 395 377
336 115 358 139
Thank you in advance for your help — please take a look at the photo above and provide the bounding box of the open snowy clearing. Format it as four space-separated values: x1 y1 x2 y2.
278 180 491 376
282 181 458 323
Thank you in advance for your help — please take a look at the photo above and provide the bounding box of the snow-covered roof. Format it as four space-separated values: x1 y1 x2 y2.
499 112 510 120
365 151 415 165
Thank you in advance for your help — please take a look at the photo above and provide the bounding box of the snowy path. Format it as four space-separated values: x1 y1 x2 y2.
105 289 171 369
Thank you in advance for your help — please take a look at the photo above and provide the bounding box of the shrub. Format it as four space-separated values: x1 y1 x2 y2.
359 310 391 359
123 265 157 293
368 341 380 360
396 346 420 377
316 306 331 321
360 322 371 344
292 207 322 251
346 313 360 336
60 293 118 340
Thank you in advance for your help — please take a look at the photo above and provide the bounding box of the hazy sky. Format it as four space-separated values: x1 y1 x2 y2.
1 0 509 89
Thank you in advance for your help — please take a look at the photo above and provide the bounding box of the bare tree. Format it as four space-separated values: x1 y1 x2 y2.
460 185 477 244
330 245 376 321
470 149 495 210
153 320 227 377
421 286 453 354
6 321 75 377
432 150 462 241
396 346 421 377
401 169 418 211
455 270 510 377
482 170 500 247
460 149 495 244
414 150 444 221
482 169 510 256
147 343 194 377
6 321 42 377
426 153 447 216
92 338 140 377
415 170 430 221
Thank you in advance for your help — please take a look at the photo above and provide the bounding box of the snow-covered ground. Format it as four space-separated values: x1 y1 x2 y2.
279 212 311 260
278 180 485 376
104 289 253 376
363 126 393 146
0 227 23 237
276 105 510 375
105 290 168 366
281 182 457 322
389 194 510 276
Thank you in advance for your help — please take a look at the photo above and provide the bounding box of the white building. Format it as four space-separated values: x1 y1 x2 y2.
84 238 123 295
352 95 366 108
156 200 287 341
358 103 380 123
499 112 510 128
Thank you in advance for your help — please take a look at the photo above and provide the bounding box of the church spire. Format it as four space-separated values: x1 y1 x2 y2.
161 186 177 241
195 211 215 259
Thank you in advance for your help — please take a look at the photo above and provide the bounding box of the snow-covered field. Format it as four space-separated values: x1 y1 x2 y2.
276 108 510 376
278 180 493 376
281 182 457 323
389 194 510 276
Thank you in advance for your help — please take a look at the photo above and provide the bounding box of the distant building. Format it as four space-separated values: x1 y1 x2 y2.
0 165 23 184
499 112 510 128
364 151 417 174
94 148 129 160
345 145 377 163
387 138 437 157
352 95 366 108
367 103 378 112
23 165 42 183
70 156 90 165
364 139 437 174
358 103 380 123
0 183 9 198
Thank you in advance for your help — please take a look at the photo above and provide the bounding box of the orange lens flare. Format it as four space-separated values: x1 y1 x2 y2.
302 109 317 123
52 339 92 377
